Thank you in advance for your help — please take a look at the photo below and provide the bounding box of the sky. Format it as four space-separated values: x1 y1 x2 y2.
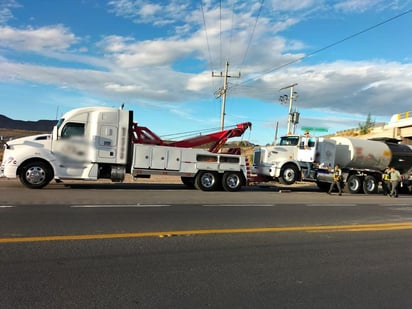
0 0 411 145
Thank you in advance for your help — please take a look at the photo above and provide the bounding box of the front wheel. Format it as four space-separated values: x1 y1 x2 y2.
19 161 53 189
222 172 243 192
279 164 299 185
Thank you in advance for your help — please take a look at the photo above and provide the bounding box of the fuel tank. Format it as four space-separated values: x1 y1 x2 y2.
330 137 392 171
385 142 412 174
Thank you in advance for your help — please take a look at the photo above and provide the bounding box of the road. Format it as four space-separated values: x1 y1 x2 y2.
1 179 412 308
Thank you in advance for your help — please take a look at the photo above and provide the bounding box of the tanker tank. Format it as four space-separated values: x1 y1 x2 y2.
330 137 391 171
385 142 412 174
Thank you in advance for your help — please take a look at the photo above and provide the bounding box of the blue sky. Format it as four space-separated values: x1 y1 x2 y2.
0 0 412 145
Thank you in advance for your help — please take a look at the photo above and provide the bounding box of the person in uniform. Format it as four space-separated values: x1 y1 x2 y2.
389 166 401 198
381 167 391 195
328 164 342 196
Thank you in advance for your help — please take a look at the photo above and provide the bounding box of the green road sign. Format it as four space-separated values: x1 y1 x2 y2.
301 127 328 132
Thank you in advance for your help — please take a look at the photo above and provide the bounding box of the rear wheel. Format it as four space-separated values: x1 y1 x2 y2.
347 175 362 194
222 172 243 192
19 161 53 189
194 171 220 191
363 175 378 194
279 164 299 185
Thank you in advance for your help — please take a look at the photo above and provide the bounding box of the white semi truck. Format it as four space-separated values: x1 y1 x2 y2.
0 106 252 192
252 134 412 194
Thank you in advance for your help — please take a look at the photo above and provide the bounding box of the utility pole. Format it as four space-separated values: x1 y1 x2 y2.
279 83 298 135
212 61 241 130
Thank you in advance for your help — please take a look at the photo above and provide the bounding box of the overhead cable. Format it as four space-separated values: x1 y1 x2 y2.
233 7 412 88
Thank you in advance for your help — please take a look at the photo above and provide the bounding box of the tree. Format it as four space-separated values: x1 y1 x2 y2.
358 113 375 135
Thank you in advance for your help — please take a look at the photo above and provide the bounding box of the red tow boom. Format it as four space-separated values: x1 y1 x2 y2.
131 122 252 153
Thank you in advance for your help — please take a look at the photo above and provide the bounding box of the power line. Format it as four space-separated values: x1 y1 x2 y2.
200 0 214 70
240 0 265 67
219 0 222 68
233 7 412 88
227 0 236 63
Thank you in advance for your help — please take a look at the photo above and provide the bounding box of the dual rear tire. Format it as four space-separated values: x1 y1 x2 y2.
194 171 244 192
347 175 378 194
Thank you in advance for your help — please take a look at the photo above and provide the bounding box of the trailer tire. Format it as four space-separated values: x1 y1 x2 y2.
195 171 219 191
19 160 53 189
222 172 243 192
181 176 195 189
347 175 362 194
279 164 298 185
363 175 378 194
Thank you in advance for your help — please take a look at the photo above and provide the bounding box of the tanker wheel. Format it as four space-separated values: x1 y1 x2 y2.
181 176 195 189
279 164 298 185
347 175 362 194
194 171 220 191
222 171 243 192
363 176 378 194
19 161 53 189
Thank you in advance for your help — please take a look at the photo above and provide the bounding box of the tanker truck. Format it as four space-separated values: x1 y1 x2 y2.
252 134 412 194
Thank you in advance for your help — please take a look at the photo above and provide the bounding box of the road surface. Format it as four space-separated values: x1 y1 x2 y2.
1 179 412 308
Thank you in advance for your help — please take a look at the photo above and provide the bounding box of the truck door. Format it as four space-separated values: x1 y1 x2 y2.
297 136 317 162
51 121 89 177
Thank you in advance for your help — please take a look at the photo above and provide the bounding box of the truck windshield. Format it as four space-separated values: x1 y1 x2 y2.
279 136 299 146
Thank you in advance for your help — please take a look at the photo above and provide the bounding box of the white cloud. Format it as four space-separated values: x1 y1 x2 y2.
0 0 411 134
0 0 20 24
0 25 77 52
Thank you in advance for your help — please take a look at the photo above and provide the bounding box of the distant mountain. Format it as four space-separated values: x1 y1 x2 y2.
0 115 57 131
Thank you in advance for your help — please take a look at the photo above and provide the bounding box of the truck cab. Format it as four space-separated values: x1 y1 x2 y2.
1 107 133 188
51 107 132 180
252 134 335 185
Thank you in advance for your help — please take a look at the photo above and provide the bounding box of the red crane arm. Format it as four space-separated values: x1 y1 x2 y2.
131 122 252 153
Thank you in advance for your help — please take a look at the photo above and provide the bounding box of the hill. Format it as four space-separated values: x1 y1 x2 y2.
0 114 56 131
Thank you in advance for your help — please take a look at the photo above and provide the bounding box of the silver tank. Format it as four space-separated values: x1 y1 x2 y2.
330 137 391 171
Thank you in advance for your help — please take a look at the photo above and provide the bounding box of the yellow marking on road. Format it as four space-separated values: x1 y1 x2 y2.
2 222 412 243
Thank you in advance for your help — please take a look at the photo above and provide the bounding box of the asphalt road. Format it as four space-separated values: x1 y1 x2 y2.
1 179 412 308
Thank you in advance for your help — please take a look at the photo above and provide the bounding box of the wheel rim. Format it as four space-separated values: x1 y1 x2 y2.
200 172 215 189
225 173 240 189
365 180 375 192
283 168 296 183
348 176 360 192
25 166 46 185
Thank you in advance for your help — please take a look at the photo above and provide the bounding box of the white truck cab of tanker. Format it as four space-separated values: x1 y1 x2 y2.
1 106 132 188
252 134 336 185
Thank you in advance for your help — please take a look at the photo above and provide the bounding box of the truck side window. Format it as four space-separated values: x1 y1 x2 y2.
61 123 85 138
